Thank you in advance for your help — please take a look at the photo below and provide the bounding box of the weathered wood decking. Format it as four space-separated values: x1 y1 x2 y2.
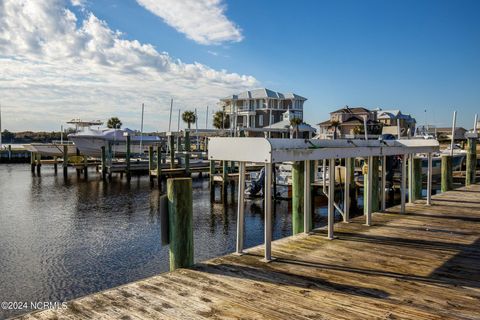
18 184 480 319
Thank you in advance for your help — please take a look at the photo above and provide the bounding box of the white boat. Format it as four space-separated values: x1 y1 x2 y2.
23 141 77 156
68 127 160 157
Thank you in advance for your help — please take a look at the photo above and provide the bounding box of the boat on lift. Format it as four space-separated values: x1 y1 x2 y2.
67 119 160 157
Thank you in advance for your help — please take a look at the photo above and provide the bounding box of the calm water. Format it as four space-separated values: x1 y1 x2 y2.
0 164 339 319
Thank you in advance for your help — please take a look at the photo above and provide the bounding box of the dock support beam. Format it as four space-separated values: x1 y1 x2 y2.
184 130 190 176
427 153 433 205
263 163 273 262
343 158 351 222
169 135 175 169
408 154 414 204
292 161 304 235
36 153 41 175
101 146 106 180
400 154 407 213
30 152 36 172
327 158 335 239
381 155 386 211
222 160 228 201
168 177 194 271
466 138 477 185
441 155 453 192
63 145 68 178
156 145 162 187
236 162 246 255
364 156 373 226
304 160 311 234
209 160 215 201
126 135 131 181
148 146 154 183
411 157 422 202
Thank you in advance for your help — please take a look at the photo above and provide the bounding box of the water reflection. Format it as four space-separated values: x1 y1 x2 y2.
0 164 344 319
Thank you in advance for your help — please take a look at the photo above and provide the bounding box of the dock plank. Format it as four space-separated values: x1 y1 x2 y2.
16 184 480 320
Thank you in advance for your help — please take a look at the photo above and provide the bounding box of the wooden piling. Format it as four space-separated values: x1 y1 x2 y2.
292 161 305 235
83 154 88 179
411 157 422 201
169 135 175 169
184 130 190 175
209 160 216 201
222 160 228 201
53 156 58 174
101 146 106 180
167 177 194 271
63 145 68 178
126 135 131 180
364 157 379 216
148 146 154 183
36 153 41 175
466 138 477 185
30 152 36 172
156 145 162 187
441 155 453 192
7 145 11 160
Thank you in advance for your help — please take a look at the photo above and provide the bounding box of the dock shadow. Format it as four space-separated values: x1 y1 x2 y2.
193 260 389 300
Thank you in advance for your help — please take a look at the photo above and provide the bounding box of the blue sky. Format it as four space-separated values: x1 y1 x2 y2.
1 0 479 131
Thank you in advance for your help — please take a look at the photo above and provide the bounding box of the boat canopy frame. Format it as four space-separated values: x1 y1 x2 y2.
208 137 440 262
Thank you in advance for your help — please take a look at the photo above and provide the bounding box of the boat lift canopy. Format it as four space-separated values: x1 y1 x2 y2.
208 138 439 163
208 137 440 262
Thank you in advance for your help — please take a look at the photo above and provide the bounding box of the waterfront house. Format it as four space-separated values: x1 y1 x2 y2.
219 88 315 137
377 109 416 137
317 106 381 138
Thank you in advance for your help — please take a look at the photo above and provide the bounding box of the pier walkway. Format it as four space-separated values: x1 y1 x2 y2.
19 184 480 320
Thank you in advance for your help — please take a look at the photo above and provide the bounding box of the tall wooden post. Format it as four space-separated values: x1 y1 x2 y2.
327 158 335 239
167 178 194 271
63 145 68 178
209 160 216 201
363 157 378 218
169 135 175 169
184 130 190 175
441 155 453 192
7 145 11 161
83 154 88 179
30 152 36 172
53 156 58 174
400 154 407 213
466 138 477 185
36 152 41 175
344 158 351 222
236 162 246 254
304 160 312 233
222 160 228 201
101 146 106 180
411 157 422 201
156 145 162 187
126 135 131 180
148 146 154 183
292 161 305 235
263 163 273 262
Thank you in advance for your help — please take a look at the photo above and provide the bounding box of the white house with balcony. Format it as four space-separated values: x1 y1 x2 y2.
219 88 307 130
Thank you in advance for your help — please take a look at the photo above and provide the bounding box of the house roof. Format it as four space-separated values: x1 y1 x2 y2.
269 119 316 132
329 106 371 114
221 88 307 101
377 110 415 122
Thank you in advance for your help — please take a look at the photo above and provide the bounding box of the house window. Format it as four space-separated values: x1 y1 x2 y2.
259 115 264 126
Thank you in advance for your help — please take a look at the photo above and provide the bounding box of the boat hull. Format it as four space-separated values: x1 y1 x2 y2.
24 144 78 156
70 136 160 157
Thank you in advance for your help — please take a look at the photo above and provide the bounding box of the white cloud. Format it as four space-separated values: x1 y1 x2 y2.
136 0 243 45
0 0 257 131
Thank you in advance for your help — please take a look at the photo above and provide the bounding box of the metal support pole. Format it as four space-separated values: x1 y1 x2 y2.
263 163 273 262
408 154 413 204
366 156 373 226
381 155 386 211
304 160 311 234
327 158 335 240
322 159 327 194
236 162 246 255
401 154 407 213
344 158 351 222
427 152 432 205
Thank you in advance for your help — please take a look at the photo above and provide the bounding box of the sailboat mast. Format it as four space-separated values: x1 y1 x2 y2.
177 109 181 132
168 98 173 132
140 103 145 153
450 110 457 156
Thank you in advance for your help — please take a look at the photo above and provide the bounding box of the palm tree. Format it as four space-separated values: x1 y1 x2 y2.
213 110 229 129
182 111 196 129
331 120 340 139
290 117 302 138
107 117 122 129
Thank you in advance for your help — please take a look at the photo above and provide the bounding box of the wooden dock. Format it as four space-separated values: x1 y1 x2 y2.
18 184 480 320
